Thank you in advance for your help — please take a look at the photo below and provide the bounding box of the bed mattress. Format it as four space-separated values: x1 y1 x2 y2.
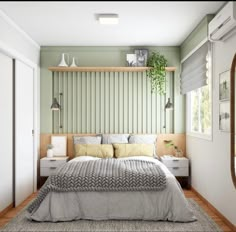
27 156 196 222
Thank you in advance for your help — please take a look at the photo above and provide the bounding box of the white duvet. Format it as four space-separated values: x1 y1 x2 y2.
27 156 196 222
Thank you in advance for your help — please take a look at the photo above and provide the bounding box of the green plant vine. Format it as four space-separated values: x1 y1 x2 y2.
147 52 168 94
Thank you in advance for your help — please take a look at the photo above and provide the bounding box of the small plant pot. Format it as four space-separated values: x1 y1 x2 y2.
47 149 54 158
175 149 183 157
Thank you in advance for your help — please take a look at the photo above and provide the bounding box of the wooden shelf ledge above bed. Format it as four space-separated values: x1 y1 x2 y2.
48 66 176 72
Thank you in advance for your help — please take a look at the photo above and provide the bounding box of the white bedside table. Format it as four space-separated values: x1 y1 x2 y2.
39 156 69 187
160 156 190 188
40 156 69 177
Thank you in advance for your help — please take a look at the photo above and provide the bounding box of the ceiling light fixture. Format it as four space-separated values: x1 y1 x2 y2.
98 14 119 25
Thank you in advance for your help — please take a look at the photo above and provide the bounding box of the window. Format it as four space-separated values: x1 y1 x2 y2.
189 82 211 137
181 41 212 139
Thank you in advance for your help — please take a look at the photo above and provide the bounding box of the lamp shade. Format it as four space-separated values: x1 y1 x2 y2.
51 98 60 110
165 98 174 110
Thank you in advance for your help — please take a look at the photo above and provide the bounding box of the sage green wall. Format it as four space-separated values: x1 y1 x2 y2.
40 46 184 134
180 15 214 60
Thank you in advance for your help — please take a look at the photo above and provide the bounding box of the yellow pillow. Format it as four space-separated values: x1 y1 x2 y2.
74 144 113 158
113 144 153 158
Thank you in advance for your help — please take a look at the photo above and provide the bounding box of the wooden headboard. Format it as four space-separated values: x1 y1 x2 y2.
40 133 186 160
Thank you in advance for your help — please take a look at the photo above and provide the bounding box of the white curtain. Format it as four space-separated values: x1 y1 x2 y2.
180 42 209 94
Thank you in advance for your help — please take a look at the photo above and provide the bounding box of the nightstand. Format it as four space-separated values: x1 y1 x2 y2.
39 156 69 187
40 156 69 176
160 156 190 189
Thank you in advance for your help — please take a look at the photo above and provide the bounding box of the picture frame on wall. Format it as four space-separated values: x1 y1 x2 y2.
134 49 148 67
126 54 137 67
51 135 67 156
219 70 230 101
219 101 230 132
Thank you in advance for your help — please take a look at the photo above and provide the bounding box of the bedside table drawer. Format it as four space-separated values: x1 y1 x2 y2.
40 167 58 176
168 167 189 176
162 159 188 168
40 159 67 168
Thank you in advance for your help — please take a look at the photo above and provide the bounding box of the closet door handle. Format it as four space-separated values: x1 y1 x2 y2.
173 167 179 170
50 167 57 169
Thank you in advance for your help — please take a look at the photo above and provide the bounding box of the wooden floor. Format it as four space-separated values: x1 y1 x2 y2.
0 190 233 231
0 192 37 229
184 189 233 232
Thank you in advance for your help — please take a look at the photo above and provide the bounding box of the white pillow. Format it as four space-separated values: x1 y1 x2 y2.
102 134 129 144
128 134 157 157
69 156 101 163
129 134 157 144
73 135 102 144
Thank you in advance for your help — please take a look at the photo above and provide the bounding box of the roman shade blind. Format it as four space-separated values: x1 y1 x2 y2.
180 42 209 94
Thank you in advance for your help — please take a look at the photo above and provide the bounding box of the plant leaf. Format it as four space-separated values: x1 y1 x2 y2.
147 52 167 95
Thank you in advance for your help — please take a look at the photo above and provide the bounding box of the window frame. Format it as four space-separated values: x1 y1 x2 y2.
186 83 213 141
186 45 213 141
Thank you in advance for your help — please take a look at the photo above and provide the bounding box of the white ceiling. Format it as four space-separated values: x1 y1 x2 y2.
0 1 226 46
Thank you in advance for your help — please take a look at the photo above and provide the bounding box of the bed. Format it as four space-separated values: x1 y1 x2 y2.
26 154 196 222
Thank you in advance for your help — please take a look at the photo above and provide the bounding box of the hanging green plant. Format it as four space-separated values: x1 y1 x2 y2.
147 52 168 94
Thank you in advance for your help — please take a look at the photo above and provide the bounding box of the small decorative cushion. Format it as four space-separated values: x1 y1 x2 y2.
113 144 154 158
128 134 157 157
102 134 129 144
74 144 113 158
73 135 102 144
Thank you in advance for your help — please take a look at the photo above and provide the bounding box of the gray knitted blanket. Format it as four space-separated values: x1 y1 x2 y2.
27 158 166 214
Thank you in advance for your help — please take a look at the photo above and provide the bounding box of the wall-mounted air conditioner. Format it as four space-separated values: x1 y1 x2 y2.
208 1 236 42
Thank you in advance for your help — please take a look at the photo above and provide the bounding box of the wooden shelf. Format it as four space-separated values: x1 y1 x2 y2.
48 66 176 72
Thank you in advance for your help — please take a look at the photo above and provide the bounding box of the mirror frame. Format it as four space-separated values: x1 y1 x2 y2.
230 53 236 188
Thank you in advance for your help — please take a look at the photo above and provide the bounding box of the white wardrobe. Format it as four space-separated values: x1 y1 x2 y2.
0 52 13 212
14 60 35 207
0 52 35 212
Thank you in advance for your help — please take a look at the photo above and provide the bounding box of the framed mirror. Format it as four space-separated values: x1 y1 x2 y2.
230 53 236 188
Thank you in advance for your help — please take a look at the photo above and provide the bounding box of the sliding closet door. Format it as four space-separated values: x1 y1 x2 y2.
15 60 34 207
0 53 13 212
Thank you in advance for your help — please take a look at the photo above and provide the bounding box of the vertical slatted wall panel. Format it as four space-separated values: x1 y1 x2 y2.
52 71 171 134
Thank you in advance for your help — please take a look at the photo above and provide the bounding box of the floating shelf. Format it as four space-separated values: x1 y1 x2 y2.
48 66 176 72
